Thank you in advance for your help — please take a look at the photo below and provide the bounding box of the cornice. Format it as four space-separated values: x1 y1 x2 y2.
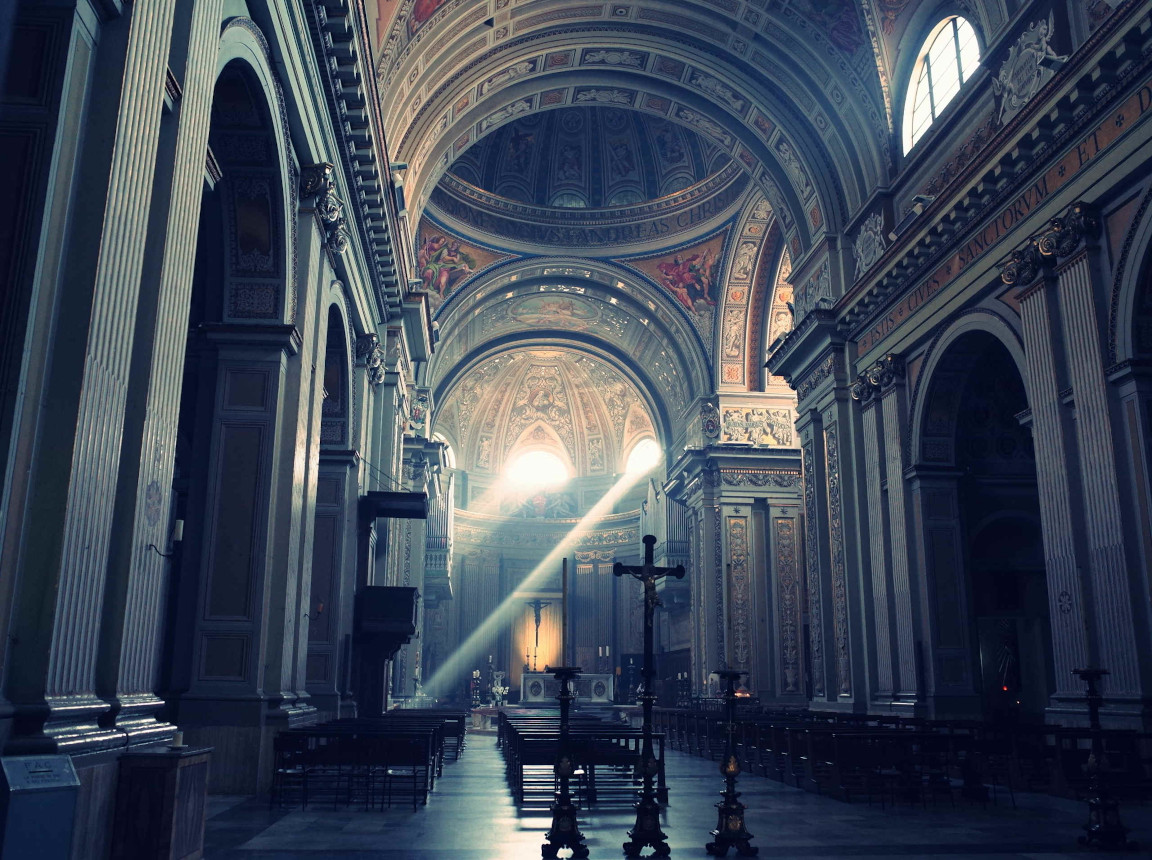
306 0 409 322
836 0 1150 344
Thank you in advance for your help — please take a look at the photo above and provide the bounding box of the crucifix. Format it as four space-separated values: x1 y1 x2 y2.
524 598 552 672
615 534 685 859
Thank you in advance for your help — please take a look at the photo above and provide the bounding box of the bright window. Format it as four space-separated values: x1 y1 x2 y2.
625 438 662 475
505 450 570 487
904 17 980 151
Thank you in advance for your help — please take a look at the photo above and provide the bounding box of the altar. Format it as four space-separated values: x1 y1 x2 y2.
520 672 614 704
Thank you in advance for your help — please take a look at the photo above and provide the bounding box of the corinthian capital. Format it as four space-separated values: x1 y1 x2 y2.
998 241 1043 287
1037 201 1098 261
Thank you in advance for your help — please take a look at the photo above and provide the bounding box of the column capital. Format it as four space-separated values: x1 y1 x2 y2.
850 353 904 405
355 333 386 385
1037 201 1098 263
1000 201 1098 292
300 161 349 255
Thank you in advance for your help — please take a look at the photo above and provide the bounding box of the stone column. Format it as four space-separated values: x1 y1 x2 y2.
798 411 833 702
768 503 806 702
307 450 359 718
95 0 227 745
851 376 895 702
874 357 920 702
6 0 180 753
1002 238 1090 703
1042 207 1143 698
819 394 865 705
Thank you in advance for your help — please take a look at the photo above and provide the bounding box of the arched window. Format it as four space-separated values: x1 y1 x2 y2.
904 17 980 151
625 437 662 475
505 449 570 487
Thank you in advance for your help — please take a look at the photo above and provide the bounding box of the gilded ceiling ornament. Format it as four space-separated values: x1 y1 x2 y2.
993 13 1068 125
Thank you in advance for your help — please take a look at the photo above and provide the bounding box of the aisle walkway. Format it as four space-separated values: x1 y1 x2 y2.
205 736 1151 858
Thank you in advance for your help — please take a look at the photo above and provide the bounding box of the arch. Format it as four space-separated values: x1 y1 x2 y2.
1109 181 1152 365
320 303 353 448
380 9 894 252
429 255 713 412
909 309 1026 467
212 20 298 324
433 337 674 466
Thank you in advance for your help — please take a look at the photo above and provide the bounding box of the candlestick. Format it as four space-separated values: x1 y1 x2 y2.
562 558 568 666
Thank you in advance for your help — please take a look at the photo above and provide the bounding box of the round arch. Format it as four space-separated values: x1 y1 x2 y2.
1109 181 1152 365
429 255 714 404
209 20 298 325
908 308 1027 468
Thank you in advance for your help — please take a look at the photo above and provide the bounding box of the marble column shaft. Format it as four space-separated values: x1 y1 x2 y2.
1056 251 1141 694
17 0 178 745
858 400 895 699
1018 276 1090 697
98 0 227 729
880 384 918 699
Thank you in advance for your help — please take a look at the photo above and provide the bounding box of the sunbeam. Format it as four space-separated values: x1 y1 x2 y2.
423 464 655 699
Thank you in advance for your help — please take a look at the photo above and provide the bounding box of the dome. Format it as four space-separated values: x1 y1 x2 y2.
447 106 732 209
433 348 656 476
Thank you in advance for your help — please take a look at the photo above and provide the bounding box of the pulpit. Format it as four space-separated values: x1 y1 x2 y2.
354 586 419 714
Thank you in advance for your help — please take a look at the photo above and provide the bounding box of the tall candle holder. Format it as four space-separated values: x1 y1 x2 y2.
705 669 757 857
541 665 589 860
1073 668 1137 851
615 535 684 858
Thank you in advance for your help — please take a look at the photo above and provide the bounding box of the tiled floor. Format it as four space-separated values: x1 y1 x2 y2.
205 734 1152 858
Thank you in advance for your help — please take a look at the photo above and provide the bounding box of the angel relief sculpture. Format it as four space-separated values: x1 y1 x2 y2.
993 13 1068 124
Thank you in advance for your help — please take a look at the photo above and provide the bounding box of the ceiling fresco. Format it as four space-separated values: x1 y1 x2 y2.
371 0 905 264
416 217 514 310
448 106 732 209
433 348 656 477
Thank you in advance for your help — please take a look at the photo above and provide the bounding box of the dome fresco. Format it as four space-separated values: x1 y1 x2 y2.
447 106 732 210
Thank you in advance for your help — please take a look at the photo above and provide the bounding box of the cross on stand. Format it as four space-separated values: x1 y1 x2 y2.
615 534 685 858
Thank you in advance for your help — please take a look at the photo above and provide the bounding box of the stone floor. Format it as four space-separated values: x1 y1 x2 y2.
205 734 1152 858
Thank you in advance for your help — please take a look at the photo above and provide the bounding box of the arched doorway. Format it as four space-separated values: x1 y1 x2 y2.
163 56 301 791
915 329 1053 722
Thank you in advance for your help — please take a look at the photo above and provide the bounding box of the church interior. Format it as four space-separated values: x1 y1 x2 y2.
2 0 1152 854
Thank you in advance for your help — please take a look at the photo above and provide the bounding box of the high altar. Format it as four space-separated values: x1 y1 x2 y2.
520 672 614 704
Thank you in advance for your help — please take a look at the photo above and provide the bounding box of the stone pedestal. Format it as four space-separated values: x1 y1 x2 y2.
111 745 212 860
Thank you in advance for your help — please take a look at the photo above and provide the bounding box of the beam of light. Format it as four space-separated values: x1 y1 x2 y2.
423 466 653 699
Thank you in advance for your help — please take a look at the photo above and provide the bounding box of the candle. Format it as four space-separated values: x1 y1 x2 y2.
172 730 184 747
605 645 610 657
598 646 603 657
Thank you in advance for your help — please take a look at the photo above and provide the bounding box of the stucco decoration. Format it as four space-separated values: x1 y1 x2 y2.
793 259 832 319
775 517 801 692
852 211 886 279
728 516 751 669
993 13 1068 125
719 408 794 446
802 440 825 696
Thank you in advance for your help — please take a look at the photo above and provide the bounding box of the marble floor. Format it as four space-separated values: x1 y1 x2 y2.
205 734 1152 859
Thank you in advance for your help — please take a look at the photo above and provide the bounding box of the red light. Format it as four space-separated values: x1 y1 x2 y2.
1002 685 1008 691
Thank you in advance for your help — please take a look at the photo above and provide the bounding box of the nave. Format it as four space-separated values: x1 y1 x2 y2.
204 730 1152 859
